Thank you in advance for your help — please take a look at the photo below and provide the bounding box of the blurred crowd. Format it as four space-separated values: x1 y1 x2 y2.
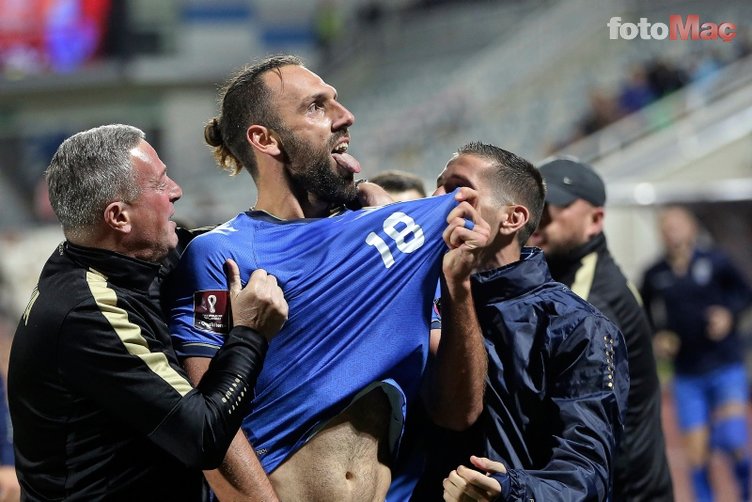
554 39 752 150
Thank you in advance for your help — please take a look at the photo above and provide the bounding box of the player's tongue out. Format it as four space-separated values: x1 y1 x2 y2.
332 152 361 174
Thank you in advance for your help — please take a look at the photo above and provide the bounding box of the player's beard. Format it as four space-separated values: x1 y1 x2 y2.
278 129 358 206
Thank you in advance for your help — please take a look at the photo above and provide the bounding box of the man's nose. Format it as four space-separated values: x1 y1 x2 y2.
170 179 183 201
332 101 355 130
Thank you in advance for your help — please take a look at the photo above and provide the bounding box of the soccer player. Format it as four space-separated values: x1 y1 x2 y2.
165 56 489 500
642 206 752 502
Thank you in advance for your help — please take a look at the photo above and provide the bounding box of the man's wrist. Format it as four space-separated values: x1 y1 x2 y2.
442 275 472 297
489 470 511 500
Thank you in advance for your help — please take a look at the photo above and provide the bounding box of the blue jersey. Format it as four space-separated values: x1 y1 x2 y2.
166 193 458 472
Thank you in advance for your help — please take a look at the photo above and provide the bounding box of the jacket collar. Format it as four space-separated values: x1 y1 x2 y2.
63 241 162 292
546 232 607 276
471 247 553 303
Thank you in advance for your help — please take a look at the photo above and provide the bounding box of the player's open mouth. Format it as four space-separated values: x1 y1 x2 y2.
331 140 361 174
332 141 349 154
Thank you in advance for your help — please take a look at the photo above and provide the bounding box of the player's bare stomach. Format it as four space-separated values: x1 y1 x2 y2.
269 387 392 502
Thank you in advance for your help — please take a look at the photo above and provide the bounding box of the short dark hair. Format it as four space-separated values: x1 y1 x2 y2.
204 54 304 178
369 170 426 197
457 142 545 245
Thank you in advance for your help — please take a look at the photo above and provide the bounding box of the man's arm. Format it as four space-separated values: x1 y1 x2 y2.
61 262 286 471
501 316 629 501
0 467 19 502
424 188 489 430
185 264 282 499
184 356 278 501
446 315 629 501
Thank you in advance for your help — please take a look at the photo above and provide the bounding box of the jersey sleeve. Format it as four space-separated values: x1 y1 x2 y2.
165 232 242 359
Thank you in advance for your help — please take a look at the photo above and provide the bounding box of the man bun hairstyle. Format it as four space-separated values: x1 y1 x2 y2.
204 118 223 147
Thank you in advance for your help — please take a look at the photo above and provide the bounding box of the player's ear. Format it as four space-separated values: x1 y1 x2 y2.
247 125 281 157
500 204 528 236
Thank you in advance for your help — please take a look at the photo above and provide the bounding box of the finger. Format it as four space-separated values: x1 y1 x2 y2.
224 259 241 297
247 268 270 294
447 215 477 232
453 187 480 207
447 226 485 250
249 268 269 281
457 465 502 494
470 455 508 474
443 473 465 499
446 211 478 230
443 221 464 249
257 274 278 298
444 226 480 250
450 467 491 500
447 204 490 237
446 201 478 224
273 289 289 322
448 213 490 238
357 182 393 206
442 478 459 502
442 483 462 501
457 465 500 500
267 276 286 305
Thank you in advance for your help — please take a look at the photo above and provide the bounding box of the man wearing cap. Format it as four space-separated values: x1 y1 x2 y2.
529 157 674 501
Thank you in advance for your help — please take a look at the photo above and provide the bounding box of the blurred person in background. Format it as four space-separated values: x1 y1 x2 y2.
8 124 288 500
529 158 673 501
641 205 752 502
0 374 18 502
436 143 629 502
370 169 427 201
577 89 624 137
0 280 19 502
165 55 488 501
618 65 657 114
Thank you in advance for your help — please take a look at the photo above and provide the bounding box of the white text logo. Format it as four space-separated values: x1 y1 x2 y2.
607 15 736 43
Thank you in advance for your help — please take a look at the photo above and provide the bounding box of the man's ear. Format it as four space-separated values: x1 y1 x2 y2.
586 206 605 238
247 125 281 157
103 201 131 234
500 204 529 236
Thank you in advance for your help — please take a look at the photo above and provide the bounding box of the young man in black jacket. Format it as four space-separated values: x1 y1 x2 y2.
439 144 629 501
529 157 674 501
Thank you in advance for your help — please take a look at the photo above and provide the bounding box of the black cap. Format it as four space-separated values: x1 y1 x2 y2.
538 158 606 207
